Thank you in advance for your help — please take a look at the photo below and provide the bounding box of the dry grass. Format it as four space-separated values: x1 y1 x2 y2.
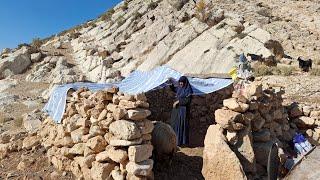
253 64 295 76
310 68 320 76
13 116 23 128
195 0 210 23
121 1 129 11
253 64 273 76
273 66 295 76
31 38 44 49
117 16 126 27
100 8 115 21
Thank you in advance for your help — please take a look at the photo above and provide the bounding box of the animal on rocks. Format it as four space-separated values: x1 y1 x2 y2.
247 53 263 61
151 121 177 163
298 57 312 72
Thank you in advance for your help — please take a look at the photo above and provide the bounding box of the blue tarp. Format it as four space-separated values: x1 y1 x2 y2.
43 66 233 123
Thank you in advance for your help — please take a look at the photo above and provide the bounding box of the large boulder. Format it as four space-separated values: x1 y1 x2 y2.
0 47 31 78
202 125 247 180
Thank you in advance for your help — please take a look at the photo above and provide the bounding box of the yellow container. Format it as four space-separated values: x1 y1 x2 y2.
228 67 238 80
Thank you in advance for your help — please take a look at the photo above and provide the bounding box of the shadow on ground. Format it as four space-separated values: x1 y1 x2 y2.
154 150 204 180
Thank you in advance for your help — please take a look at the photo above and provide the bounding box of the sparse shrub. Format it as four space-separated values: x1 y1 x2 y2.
253 64 273 76
98 50 109 59
195 0 213 23
254 64 272 76
31 38 43 49
264 40 284 60
122 1 129 11
148 1 158 10
14 116 23 127
253 64 295 76
257 8 273 18
69 31 81 39
18 43 30 49
273 66 295 76
88 21 97 28
133 11 142 20
117 16 126 27
310 68 320 76
100 8 115 21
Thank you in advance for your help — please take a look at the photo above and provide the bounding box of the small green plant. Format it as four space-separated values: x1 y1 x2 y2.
310 68 320 76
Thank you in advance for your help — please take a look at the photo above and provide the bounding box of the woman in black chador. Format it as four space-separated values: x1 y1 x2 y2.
169 76 193 146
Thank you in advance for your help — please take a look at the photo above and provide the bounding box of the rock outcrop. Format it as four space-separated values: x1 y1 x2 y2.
0 47 31 79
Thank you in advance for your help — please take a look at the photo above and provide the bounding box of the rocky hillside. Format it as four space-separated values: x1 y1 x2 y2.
0 0 320 179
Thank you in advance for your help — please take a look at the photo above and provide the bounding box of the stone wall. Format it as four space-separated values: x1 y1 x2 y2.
146 85 233 147
202 81 302 179
39 87 154 180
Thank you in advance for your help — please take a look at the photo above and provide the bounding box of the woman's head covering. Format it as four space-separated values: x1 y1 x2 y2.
176 76 193 99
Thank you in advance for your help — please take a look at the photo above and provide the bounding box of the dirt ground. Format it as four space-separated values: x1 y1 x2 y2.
0 147 74 180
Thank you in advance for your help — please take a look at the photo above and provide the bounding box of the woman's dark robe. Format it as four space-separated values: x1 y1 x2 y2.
169 77 192 146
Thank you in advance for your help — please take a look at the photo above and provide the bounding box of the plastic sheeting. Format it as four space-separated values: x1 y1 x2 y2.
43 66 233 123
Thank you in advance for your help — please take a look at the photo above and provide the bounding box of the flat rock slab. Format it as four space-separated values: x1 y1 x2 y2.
285 147 320 180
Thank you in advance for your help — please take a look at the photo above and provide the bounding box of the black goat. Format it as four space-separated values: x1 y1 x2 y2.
247 53 263 61
298 57 312 72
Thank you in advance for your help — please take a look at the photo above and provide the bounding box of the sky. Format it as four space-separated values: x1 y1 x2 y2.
0 0 122 51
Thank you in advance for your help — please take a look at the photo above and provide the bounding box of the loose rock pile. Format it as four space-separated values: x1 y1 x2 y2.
202 81 302 179
38 87 155 180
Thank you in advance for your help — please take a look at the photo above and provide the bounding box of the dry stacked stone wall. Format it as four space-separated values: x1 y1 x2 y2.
203 81 320 179
39 87 154 180
146 85 233 147
203 81 304 179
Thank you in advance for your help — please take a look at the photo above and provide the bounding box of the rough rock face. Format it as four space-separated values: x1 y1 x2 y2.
29 0 282 84
202 124 247 180
0 47 31 78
